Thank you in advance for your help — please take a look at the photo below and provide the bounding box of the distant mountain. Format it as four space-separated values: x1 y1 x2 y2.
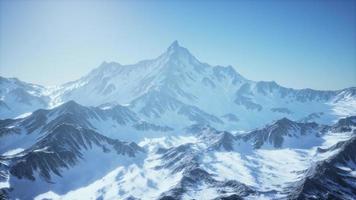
236 118 325 149
1 41 355 130
0 77 49 119
48 41 355 130
190 117 329 150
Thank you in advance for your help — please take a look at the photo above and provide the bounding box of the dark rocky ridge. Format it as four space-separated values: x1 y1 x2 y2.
7 123 143 182
288 136 356 200
237 118 323 149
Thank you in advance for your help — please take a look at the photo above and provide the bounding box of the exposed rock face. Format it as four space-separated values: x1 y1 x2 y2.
331 116 356 133
159 167 255 200
8 124 144 182
237 118 321 148
288 136 356 200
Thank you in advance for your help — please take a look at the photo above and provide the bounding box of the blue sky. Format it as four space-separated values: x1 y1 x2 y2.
0 0 355 90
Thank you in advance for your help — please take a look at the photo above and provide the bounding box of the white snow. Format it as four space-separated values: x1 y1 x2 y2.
2 148 24 156
33 137 185 200
14 112 32 119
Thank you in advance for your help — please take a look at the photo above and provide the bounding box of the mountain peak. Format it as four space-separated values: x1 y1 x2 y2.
166 40 188 55
276 117 293 124
168 40 180 50
55 100 87 113
162 40 199 65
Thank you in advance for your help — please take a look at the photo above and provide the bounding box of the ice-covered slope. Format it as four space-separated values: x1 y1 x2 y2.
0 77 49 119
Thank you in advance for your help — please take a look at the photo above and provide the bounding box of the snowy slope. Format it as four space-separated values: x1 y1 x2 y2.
46 41 356 130
0 122 144 200
5 116 352 200
0 77 49 119
1 41 355 130
0 100 173 153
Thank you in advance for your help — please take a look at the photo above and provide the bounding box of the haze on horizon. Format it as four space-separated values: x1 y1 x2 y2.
0 0 355 90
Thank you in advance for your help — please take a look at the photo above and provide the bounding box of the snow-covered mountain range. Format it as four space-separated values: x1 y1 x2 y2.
2 41 355 129
0 41 355 200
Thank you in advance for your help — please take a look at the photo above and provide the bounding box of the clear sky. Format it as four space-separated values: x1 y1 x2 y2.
0 0 355 90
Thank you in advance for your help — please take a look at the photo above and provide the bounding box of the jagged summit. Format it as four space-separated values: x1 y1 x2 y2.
168 40 180 50
164 40 194 60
